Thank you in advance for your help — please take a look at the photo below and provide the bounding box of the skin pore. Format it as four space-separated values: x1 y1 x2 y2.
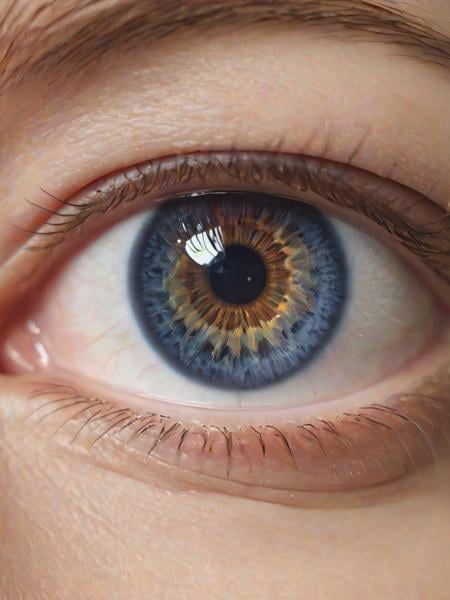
0 1 449 598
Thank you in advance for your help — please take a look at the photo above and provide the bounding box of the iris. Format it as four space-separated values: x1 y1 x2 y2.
129 192 347 390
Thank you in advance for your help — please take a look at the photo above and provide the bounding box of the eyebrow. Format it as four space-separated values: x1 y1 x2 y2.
0 0 449 94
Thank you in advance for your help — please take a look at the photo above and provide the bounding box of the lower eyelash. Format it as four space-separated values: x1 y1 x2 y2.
20 365 450 503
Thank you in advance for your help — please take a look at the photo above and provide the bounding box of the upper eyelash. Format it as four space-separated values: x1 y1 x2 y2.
21 151 450 283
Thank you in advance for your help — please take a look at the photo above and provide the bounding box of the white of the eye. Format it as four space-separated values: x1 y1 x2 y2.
28 209 439 410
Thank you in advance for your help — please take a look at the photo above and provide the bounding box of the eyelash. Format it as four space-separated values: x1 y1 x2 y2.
25 151 450 284
21 364 450 502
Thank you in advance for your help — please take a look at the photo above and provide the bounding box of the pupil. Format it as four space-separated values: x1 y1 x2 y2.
208 244 267 305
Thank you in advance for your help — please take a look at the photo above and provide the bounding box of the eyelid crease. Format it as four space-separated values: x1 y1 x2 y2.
23 151 450 285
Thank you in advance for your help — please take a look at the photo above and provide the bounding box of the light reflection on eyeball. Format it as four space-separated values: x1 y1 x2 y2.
3 192 439 408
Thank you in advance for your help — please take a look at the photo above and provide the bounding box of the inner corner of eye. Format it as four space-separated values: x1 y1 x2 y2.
1 188 442 412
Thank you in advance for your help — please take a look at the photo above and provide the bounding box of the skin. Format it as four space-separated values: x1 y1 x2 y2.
0 1 449 598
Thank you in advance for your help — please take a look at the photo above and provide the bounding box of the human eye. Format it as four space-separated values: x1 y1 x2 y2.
1 147 449 508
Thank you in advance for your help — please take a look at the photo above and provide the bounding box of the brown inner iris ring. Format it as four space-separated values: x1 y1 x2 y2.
165 209 316 358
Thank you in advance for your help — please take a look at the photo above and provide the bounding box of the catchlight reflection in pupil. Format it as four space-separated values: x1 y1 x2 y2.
129 192 348 390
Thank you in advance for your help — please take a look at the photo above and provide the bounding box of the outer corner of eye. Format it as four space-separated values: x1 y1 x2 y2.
1 154 449 504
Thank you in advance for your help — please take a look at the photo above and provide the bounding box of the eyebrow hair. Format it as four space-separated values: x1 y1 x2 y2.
0 0 449 94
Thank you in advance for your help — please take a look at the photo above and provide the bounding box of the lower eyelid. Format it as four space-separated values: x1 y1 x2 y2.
8 359 450 508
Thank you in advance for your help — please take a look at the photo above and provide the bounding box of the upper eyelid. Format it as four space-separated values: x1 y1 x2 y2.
1 26 448 263
23 151 450 282
0 151 448 334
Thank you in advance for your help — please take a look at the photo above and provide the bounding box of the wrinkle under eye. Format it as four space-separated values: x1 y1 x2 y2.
129 192 347 390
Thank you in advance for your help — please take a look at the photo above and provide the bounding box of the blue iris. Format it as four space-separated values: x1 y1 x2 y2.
129 192 347 390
